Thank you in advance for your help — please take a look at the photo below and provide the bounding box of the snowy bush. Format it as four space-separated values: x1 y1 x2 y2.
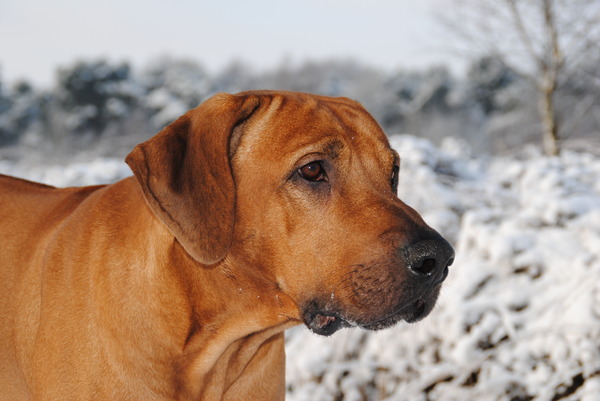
286 136 600 401
0 81 44 146
142 58 212 128
1 135 599 400
57 60 142 135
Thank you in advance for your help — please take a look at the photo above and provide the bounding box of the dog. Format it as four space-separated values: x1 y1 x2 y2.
0 91 454 400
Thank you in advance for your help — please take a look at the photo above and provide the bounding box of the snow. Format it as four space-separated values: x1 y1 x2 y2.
1 135 599 400
0 158 131 187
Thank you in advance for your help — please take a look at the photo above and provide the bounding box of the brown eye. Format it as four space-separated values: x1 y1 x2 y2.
299 161 326 182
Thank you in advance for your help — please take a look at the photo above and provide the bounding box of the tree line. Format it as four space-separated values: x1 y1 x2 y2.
0 55 598 161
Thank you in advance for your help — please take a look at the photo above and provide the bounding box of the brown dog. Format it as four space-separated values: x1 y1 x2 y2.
0 91 454 400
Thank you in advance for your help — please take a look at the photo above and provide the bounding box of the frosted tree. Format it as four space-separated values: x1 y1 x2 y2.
441 0 600 155
466 56 516 116
57 60 139 136
0 80 43 147
142 58 212 129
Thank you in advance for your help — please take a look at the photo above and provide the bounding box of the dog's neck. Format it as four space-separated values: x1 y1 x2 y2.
163 235 302 399
98 178 302 400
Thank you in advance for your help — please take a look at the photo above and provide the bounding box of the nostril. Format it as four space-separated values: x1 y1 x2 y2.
434 265 450 285
412 258 437 275
403 237 455 280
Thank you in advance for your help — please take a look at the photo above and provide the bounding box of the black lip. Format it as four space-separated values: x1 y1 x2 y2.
303 282 442 336
358 300 427 330
402 298 429 323
303 296 434 336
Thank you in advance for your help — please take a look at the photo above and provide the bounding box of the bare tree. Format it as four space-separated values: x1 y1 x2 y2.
439 0 600 155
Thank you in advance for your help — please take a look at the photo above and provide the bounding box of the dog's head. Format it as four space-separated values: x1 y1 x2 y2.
127 91 454 336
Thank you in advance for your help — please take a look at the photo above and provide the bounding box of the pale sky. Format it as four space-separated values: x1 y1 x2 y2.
0 0 464 87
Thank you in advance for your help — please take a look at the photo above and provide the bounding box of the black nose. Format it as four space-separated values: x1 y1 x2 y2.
403 237 455 285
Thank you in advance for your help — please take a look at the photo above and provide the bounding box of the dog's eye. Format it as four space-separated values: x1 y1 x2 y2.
391 165 399 193
298 161 326 182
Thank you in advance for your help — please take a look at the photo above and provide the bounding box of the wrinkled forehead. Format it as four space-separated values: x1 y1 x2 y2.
235 93 395 168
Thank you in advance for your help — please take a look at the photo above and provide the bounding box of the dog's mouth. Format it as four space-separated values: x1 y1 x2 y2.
303 310 350 336
303 294 437 336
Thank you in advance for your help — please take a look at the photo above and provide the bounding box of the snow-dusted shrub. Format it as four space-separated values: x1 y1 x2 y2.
286 136 600 401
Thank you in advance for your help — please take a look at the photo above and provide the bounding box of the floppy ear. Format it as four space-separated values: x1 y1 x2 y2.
126 93 260 265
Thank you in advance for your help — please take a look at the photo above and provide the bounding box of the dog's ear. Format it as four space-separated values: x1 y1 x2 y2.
126 93 260 265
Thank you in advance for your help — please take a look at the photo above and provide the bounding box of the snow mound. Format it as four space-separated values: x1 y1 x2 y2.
2 136 599 400
0 158 131 187
286 136 600 401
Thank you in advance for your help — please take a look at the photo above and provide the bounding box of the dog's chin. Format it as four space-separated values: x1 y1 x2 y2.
359 297 436 331
303 291 440 336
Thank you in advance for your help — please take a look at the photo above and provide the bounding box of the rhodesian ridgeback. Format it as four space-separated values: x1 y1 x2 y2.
0 91 454 400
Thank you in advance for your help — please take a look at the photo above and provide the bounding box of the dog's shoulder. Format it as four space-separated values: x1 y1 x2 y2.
0 173 56 191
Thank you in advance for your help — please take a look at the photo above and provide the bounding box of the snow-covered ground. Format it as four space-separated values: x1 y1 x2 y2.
2 135 599 400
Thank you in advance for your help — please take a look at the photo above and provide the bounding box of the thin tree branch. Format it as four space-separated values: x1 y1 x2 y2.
504 0 544 69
